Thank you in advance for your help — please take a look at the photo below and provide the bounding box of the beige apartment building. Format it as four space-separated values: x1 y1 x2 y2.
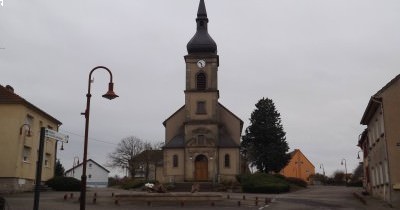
0 84 62 192
159 0 243 183
359 74 400 207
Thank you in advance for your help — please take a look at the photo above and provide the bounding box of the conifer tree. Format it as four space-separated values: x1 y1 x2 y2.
241 98 290 173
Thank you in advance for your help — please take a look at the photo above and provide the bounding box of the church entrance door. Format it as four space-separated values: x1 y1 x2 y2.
194 155 208 181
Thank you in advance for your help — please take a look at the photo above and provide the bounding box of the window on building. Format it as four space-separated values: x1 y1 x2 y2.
196 72 206 90
197 135 205 145
173 155 178 167
45 153 51 167
89 163 92 168
88 174 92 179
196 101 206 114
384 161 389 184
23 146 31 162
224 154 230 168
26 115 34 126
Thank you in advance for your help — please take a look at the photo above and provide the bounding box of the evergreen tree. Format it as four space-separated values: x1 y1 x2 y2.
54 159 65 177
241 98 290 173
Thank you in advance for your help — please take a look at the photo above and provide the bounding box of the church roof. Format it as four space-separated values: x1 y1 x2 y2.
218 133 240 148
186 0 217 54
164 134 185 148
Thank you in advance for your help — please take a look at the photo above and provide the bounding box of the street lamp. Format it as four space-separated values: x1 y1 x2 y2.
357 150 362 159
319 163 325 176
341 158 348 184
80 66 118 210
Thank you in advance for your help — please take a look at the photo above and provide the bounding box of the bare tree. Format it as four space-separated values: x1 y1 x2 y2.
107 136 145 177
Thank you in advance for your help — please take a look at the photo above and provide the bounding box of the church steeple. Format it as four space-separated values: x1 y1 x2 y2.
187 0 217 54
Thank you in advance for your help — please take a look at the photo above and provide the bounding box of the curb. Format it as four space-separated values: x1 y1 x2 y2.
353 192 367 205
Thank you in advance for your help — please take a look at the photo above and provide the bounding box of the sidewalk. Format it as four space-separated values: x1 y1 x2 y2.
352 190 395 209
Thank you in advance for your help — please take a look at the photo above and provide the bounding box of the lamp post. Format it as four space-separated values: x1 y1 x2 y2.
341 158 348 184
80 66 118 210
319 163 325 176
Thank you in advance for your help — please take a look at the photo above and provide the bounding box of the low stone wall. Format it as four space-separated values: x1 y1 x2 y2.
115 192 223 202
0 178 34 193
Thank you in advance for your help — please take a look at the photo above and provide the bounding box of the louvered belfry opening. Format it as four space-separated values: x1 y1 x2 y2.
196 72 206 90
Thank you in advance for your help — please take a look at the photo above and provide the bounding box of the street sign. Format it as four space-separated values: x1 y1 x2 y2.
44 128 69 143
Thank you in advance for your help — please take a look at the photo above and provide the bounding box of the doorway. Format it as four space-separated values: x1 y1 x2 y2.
194 155 208 181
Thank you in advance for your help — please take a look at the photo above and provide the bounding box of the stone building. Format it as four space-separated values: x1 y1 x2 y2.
160 0 243 183
359 74 400 207
0 84 62 192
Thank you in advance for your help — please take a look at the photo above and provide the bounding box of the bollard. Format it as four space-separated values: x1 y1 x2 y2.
93 197 96 204
227 194 230 199
238 201 241 206
114 199 119 205
255 200 258 206
256 197 258 201
112 192 114 197
94 193 97 198
211 202 215 206
64 194 68 200
70 193 73 199
180 201 184 207
243 195 246 200
147 201 151 206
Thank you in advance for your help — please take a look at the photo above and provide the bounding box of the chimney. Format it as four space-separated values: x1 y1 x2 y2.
5 85 14 93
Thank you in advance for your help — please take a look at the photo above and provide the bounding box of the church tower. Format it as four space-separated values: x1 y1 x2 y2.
162 0 243 183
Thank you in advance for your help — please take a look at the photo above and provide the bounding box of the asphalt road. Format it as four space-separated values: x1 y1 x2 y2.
0 185 393 210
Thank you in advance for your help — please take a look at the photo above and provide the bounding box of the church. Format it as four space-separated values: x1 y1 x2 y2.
159 0 243 183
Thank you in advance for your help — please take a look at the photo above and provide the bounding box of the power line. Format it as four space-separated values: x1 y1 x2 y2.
60 129 118 146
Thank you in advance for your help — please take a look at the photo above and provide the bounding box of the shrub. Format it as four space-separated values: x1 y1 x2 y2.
272 173 286 180
120 179 145 190
45 176 81 191
239 173 290 194
285 177 307 188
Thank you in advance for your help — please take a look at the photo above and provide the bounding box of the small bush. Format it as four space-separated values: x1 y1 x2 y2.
272 173 286 180
46 176 81 191
120 179 145 190
239 173 290 194
285 177 307 188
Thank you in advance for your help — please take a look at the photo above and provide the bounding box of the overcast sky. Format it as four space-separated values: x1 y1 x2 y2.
1 0 400 177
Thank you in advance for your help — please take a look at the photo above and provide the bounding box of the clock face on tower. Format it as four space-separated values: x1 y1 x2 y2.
197 59 206 68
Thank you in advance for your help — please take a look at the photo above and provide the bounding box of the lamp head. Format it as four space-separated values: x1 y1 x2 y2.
357 153 360 159
102 82 119 100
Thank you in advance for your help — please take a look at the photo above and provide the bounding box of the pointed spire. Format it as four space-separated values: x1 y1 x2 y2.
197 0 207 17
187 0 217 54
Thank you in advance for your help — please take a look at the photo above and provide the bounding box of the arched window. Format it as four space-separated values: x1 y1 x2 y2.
224 154 230 168
196 72 206 90
173 155 178 167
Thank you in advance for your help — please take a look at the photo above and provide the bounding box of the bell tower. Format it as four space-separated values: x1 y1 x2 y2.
184 0 219 124
162 0 242 183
